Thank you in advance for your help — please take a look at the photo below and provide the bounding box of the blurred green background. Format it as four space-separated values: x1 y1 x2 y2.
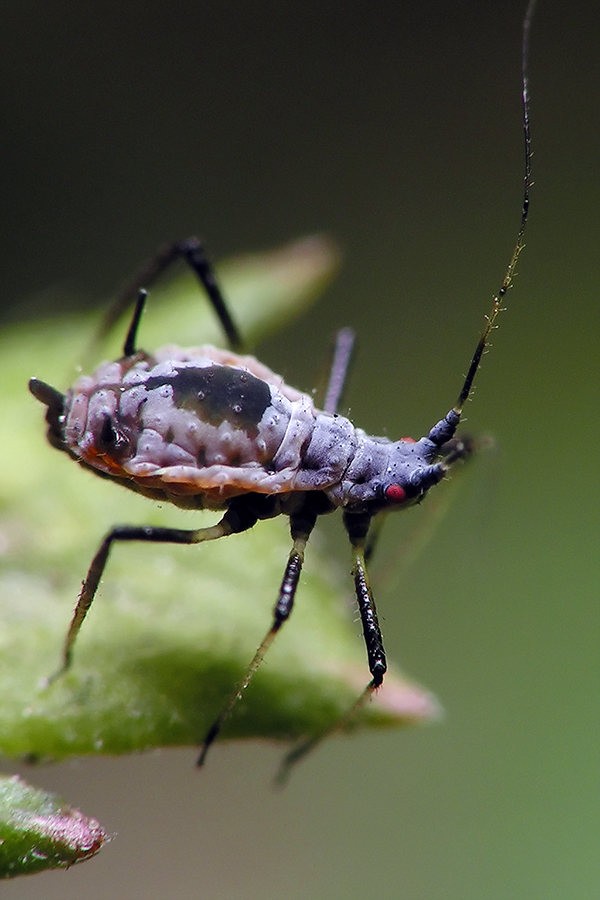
1 1 598 898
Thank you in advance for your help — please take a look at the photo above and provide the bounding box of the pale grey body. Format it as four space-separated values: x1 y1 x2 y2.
26 3 533 775
59 344 452 516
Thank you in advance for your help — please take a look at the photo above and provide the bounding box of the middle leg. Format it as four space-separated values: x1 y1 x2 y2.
197 502 319 766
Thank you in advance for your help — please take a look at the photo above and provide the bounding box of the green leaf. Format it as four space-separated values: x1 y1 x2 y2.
0 236 438 764
0 774 109 878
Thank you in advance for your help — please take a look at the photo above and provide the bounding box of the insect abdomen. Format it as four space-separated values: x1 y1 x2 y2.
62 345 359 506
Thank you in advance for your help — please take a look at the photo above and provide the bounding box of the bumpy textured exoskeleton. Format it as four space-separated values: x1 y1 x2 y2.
28 0 536 778
29 159 529 780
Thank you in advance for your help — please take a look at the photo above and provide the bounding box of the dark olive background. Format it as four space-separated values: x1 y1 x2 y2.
2 1 599 898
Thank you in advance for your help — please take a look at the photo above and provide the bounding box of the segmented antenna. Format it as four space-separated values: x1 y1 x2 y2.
454 0 535 415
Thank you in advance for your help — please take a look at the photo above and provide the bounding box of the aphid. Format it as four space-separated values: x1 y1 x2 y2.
29 2 534 780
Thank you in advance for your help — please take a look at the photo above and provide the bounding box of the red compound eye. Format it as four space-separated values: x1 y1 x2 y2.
384 483 406 503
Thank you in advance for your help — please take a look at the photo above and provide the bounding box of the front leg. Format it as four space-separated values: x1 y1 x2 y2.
347 513 387 690
276 510 385 784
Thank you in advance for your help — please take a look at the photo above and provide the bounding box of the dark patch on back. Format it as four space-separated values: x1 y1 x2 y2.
145 365 271 437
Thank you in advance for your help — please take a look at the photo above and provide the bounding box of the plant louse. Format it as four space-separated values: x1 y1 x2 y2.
28 2 535 780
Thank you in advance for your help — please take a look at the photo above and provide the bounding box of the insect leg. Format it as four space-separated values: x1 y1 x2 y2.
197 505 319 766
323 327 355 415
276 511 384 784
345 511 387 692
364 511 387 564
122 288 148 357
51 503 258 682
97 237 243 353
177 237 243 352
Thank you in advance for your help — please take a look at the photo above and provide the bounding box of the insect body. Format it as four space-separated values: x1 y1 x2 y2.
37 341 458 515
29 3 534 779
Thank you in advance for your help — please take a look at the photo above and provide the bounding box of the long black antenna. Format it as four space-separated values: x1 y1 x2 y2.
454 0 535 415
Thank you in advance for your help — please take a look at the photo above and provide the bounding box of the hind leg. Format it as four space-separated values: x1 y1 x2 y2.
98 237 243 352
